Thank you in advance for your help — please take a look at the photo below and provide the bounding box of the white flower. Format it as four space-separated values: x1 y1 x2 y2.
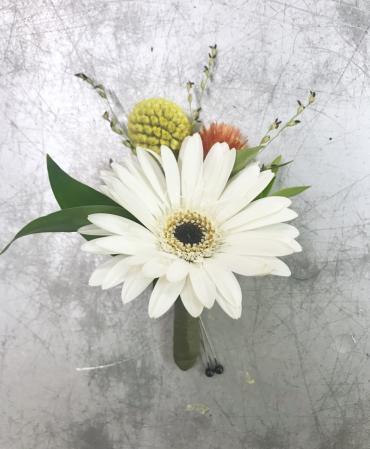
79 134 301 319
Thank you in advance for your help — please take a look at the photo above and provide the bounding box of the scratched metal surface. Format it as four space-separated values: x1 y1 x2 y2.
1 0 370 448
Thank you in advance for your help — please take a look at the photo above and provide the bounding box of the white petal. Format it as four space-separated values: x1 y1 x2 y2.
204 260 242 308
180 278 204 317
215 290 242 319
99 185 122 208
124 254 155 266
179 134 204 208
136 147 166 201
102 257 131 289
93 235 155 255
218 254 291 277
188 264 216 308
148 277 186 318
202 143 236 203
125 152 163 196
237 223 299 239
285 239 302 252
101 176 157 230
87 213 155 241
215 253 271 276
166 258 191 282
263 257 291 276
221 197 291 231
121 269 154 304
161 145 181 208
215 253 293 277
124 151 142 176
111 162 163 216
218 162 260 203
81 240 113 255
88 256 125 286
217 170 274 222
100 169 117 181
99 185 114 198
145 148 162 163
142 254 172 278
78 224 113 236
224 234 296 257
232 208 298 232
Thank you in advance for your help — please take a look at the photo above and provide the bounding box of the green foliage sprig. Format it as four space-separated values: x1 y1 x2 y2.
186 44 218 127
75 73 133 149
232 91 316 175
257 90 316 149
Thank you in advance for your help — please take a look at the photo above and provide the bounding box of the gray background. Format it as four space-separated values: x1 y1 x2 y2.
1 0 370 448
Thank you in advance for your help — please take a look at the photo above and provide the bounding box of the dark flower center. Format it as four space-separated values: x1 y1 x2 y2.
174 222 204 245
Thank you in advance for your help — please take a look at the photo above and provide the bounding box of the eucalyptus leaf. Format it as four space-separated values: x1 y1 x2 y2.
271 185 310 198
1 205 133 255
47 155 119 209
232 146 262 175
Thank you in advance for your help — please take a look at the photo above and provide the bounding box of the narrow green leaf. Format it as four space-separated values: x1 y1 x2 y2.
258 157 295 199
257 155 282 199
271 185 310 197
173 299 200 370
271 159 293 170
47 155 119 209
257 178 275 199
270 155 283 170
1 205 133 255
232 146 262 175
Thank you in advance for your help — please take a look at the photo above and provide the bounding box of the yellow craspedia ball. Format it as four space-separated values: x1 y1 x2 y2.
128 98 192 153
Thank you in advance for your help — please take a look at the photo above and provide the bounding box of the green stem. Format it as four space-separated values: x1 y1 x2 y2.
173 299 200 370
257 90 316 151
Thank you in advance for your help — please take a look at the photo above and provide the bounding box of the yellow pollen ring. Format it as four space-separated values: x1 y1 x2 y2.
159 210 220 262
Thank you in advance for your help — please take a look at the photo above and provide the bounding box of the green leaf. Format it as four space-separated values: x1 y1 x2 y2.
1 205 133 255
257 178 275 199
47 155 119 209
232 146 262 175
258 157 295 199
173 299 200 370
270 155 283 171
271 185 310 197
271 159 293 170
256 155 282 199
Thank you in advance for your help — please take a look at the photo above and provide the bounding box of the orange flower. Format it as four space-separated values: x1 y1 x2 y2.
200 123 248 155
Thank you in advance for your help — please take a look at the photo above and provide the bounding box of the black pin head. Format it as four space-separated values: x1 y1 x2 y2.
214 363 224 375
205 364 215 377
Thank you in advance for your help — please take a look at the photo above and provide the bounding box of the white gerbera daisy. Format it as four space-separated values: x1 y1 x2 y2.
79 133 301 319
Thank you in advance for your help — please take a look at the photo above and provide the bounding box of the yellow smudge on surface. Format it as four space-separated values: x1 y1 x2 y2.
245 371 256 384
186 403 210 415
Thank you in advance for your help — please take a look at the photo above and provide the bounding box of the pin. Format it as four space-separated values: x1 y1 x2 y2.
199 317 224 377
214 362 224 374
205 364 215 377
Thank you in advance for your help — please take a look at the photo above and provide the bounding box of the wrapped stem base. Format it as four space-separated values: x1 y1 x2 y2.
173 299 200 370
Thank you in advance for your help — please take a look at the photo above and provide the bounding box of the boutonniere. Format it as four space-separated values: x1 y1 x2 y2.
2 45 315 376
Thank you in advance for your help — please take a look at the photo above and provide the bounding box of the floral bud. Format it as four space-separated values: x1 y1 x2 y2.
200 123 248 155
128 98 192 153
